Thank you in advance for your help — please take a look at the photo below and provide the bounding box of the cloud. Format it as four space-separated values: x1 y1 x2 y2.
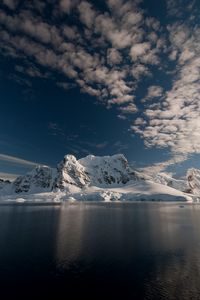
0 172 20 181
138 154 187 176
132 10 200 157
78 1 96 28
59 0 73 14
0 0 163 112
118 103 138 114
2 0 200 167
131 64 151 80
0 153 39 167
142 85 164 102
107 48 122 65
130 42 151 61
0 172 19 181
95 142 108 149
48 122 75 139
2 0 17 10
166 0 196 18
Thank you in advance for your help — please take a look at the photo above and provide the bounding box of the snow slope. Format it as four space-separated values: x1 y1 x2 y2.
0 180 192 203
0 154 196 203
12 165 57 194
187 168 200 195
65 180 192 202
153 173 188 192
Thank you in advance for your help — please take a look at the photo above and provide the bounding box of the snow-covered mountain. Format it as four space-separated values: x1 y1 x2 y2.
153 173 188 192
186 168 200 195
53 154 145 192
0 154 143 195
0 179 11 191
53 155 90 191
0 154 197 203
12 165 57 194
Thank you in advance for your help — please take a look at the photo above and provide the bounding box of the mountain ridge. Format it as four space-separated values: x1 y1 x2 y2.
0 154 199 202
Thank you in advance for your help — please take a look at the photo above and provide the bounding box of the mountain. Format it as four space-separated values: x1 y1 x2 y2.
0 154 195 203
0 179 11 192
12 165 57 194
153 173 188 192
186 168 200 195
0 154 143 195
53 155 90 191
53 154 145 192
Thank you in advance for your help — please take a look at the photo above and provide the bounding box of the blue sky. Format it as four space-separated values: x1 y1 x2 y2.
0 0 200 180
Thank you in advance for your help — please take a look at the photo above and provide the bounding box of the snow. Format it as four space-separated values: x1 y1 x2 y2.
153 172 188 192
0 153 197 203
78 154 142 187
187 168 200 195
66 180 193 202
0 180 193 203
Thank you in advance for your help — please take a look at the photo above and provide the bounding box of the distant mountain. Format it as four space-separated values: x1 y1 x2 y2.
0 154 197 203
186 168 200 195
0 179 11 192
12 165 57 194
153 173 189 193
0 154 147 195
54 154 145 192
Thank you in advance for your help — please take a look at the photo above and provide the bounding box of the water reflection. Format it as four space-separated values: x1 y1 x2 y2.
55 203 86 271
0 203 200 299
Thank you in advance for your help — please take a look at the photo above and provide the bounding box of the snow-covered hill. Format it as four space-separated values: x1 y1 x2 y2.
0 154 197 203
153 173 188 192
0 179 11 192
187 168 200 195
12 165 57 194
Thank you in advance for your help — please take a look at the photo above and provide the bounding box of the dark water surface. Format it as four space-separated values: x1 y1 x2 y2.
0 202 200 299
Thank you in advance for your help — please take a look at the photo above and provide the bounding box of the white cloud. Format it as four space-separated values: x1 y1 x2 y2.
138 154 187 176
0 0 164 114
107 48 122 65
143 85 164 102
0 172 19 181
131 64 151 80
78 1 96 28
119 103 138 114
0 153 39 167
2 0 17 10
2 0 192 163
59 0 73 14
130 42 151 61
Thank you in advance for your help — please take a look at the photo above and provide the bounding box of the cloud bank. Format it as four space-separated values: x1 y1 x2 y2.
0 153 39 167
0 0 200 164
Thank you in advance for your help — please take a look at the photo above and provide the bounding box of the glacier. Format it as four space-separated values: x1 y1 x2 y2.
0 153 198 203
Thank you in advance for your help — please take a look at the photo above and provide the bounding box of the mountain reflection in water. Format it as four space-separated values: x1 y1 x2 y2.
0 202 200 299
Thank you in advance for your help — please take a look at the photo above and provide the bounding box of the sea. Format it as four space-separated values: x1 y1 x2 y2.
0 202 200 299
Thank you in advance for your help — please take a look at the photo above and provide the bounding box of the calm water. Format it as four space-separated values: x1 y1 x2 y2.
0 202 200 299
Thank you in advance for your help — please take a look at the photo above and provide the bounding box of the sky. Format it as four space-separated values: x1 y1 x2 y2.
0 0 200 180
